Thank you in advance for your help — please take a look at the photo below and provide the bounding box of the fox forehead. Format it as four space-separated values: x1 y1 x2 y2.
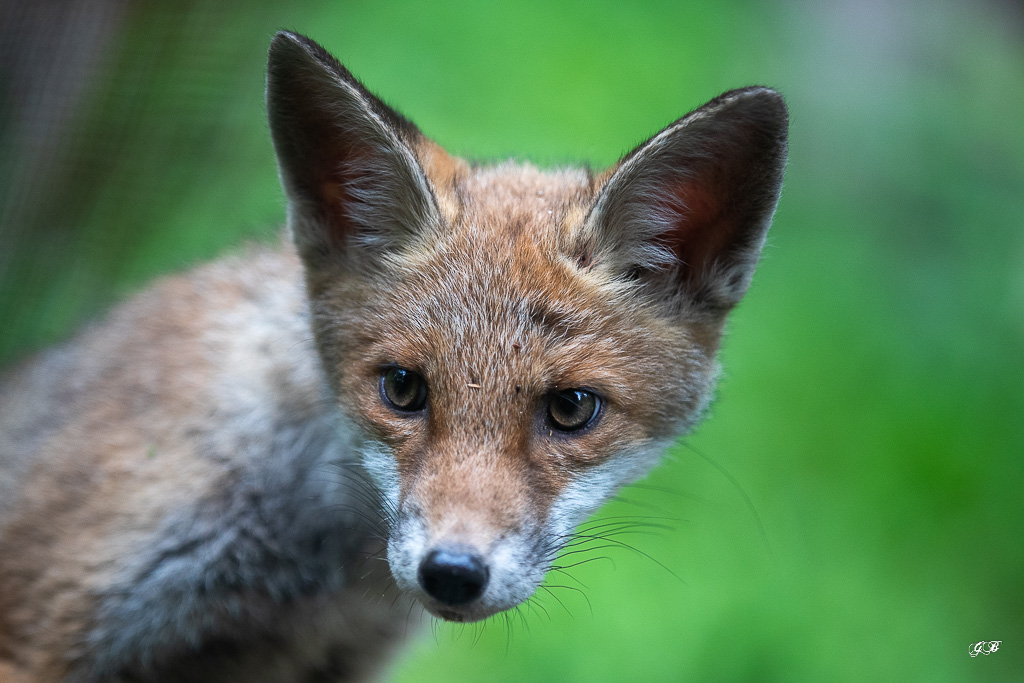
417 141 599 226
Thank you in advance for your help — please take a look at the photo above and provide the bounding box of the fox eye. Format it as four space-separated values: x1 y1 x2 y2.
547 389 601 432
381 367 428 412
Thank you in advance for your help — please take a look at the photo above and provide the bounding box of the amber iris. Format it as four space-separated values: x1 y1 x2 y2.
547 389 601 432
381 367 428 412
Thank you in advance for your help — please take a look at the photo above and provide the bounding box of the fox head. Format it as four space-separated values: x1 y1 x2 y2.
266 32 787 622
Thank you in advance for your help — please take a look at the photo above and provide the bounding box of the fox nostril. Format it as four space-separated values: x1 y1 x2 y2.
417 548 489 606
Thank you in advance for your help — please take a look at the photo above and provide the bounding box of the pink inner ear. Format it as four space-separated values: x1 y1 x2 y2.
317 177 354 250
662 177 736 280
315 144 377 250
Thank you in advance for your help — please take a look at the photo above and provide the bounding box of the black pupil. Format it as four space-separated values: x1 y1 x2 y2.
383 368 425 411
549 390 598 431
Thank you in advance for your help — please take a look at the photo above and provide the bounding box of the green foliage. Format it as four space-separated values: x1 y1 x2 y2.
1 0 1020 679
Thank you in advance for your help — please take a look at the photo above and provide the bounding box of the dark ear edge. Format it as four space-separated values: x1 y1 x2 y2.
268 31 422 145
266 31 439 269
584 86 788 314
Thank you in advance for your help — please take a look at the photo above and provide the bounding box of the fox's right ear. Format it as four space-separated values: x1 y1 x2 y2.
266 31 439 270
583 87 788 316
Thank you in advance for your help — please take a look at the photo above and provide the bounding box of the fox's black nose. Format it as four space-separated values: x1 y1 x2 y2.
417 548 489 605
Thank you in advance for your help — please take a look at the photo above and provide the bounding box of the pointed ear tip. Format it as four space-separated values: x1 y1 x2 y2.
268 31 330 69
268 31 307 71
266 32 348 98
723 86 787 115
270 30 305 52
707 87 789 147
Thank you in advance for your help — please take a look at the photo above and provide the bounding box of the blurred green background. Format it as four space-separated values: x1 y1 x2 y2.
1 0 1021 680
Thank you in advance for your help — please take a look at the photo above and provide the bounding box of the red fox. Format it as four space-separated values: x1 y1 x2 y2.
0 31 787 682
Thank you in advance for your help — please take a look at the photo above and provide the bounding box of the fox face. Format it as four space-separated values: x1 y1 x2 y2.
267 32 787 622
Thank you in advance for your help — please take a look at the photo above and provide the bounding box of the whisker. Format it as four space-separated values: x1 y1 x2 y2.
590 536 686 585
545 583 594 616
610 495 671 514
679 441 774 560
502 611 513 656
551 555 616 571
555 543 626 561
547 567 590 590
526 594 552 622
538 585 573 619
472 620 486 647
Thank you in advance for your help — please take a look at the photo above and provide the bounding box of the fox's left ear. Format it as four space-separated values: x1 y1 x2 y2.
266 31 439 272
584 87 788 314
